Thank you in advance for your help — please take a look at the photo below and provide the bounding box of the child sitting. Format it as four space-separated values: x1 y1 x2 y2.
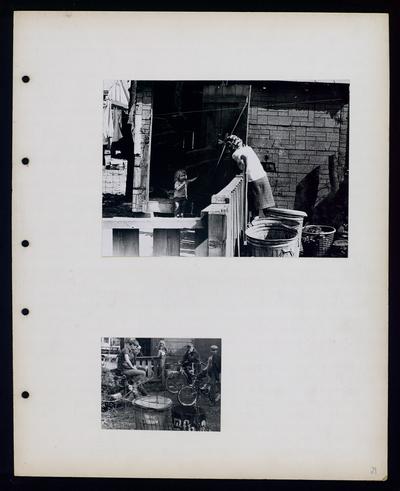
173 169 198 217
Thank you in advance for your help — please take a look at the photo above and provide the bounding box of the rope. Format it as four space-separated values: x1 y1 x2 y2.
154 105 245 118
153 98 344 118
213 97 249 172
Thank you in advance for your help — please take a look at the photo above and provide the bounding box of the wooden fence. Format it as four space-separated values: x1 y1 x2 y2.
202 175 246 257
102 174 247 257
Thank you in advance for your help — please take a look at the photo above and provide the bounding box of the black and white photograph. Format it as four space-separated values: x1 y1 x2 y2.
101 337 221 431
102 80 349 257
11 10 388 480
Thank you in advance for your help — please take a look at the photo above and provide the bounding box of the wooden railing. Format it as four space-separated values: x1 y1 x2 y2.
102 175 246 257
136 355 162 381
201 175 246 257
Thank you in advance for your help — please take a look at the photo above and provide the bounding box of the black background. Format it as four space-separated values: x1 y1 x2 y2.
0 1 398 490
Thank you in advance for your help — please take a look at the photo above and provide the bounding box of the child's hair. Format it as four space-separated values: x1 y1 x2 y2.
174 169 187 181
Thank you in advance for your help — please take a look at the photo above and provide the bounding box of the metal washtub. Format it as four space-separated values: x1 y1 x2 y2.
246 220 300 257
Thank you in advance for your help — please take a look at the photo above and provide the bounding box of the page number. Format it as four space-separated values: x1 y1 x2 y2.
370 466 377 475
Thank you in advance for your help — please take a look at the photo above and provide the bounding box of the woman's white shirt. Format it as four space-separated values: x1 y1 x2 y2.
232 145 266 182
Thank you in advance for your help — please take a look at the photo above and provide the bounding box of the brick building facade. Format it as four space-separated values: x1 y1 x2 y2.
104 80 349 225
247 82 349 213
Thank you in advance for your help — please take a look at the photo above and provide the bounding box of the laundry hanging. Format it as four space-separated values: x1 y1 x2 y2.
107 80 130 109
112 107 123 143
103 100 114 144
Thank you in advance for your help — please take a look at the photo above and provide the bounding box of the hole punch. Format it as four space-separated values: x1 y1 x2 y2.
21 158 29 165
21 240 29 247
21 308 29 316
21 391 30 399
22 75 30 83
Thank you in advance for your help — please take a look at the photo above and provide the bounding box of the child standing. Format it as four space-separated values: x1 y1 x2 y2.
173 169 198 217
156 339 168 381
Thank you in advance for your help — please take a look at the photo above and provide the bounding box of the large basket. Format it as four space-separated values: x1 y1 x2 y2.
301 225 336 257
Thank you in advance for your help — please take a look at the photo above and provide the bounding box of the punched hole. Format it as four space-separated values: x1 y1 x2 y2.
21 391 30 399
22 75 30 83
21 240 29 247
21 308 29 316
21 157 30 165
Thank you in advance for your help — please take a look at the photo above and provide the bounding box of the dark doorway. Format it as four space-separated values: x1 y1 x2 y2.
149 81 249 215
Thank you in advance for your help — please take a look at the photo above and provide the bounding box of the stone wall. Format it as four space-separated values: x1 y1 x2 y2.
247 83 349 212
132 83 153 212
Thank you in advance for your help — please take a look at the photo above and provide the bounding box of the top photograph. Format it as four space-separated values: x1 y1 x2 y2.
102 80 349 258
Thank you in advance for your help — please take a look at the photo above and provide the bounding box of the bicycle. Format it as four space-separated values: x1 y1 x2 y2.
101 369 151 412
165 361 206 394
177 372 220 407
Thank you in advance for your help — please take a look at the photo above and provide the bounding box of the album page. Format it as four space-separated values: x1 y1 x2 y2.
12 11 388 479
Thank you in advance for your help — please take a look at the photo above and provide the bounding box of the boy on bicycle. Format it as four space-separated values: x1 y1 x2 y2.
181 343 201 384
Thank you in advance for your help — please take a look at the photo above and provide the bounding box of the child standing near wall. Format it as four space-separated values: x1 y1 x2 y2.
173 169 198 217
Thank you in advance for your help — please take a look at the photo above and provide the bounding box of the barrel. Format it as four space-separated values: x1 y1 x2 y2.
245 220 300 257
132 395 173 430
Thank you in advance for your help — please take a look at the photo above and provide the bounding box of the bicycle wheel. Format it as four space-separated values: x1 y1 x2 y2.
178 385 198 406
166 371 186 394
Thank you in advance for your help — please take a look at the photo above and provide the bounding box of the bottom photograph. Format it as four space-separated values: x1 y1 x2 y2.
101 337 221 431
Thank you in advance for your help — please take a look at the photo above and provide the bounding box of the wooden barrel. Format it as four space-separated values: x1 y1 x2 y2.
132 395 173 430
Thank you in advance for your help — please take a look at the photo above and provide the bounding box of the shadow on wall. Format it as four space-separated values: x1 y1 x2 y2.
312 174 348 229
294 161 348 229
294 166 320 218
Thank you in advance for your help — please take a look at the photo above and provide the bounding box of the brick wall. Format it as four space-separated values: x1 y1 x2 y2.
247 83 349 211
132 83 153 212
102 159 128 195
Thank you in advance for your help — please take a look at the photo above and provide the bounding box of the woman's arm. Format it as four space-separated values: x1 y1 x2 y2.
240 154 248 172
187 176 198 183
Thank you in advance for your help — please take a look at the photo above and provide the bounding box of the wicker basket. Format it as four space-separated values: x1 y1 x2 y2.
301 225 336 257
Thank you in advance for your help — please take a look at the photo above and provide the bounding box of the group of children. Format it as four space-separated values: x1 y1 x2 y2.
172 134 275 218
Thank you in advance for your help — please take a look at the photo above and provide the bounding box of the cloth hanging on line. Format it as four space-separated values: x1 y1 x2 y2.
103 100 114 144
103 101 124 144
107 80 130 109
112 107 123 143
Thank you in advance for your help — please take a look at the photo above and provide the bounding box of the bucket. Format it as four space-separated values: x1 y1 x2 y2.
133 395 173 430
252 216 299 230
264 207 307 246
245 221 300 257
265 207 307 228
